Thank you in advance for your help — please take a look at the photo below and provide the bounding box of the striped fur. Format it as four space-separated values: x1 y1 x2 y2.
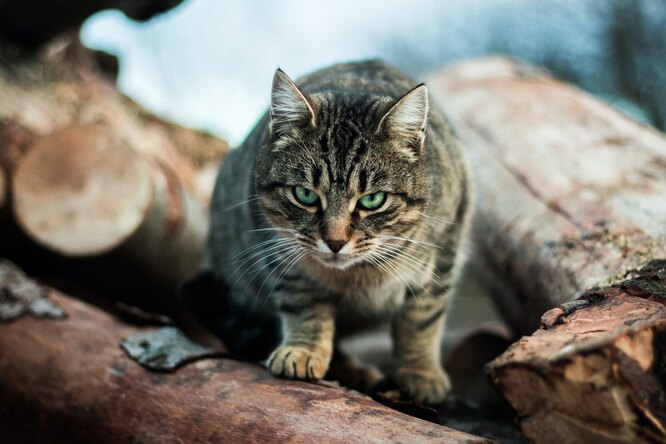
206 60 471 404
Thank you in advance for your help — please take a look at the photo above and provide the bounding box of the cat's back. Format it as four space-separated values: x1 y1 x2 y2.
297 59 416 98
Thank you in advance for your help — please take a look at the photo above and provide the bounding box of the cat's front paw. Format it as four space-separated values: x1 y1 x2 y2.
267 345 330 381
393 367 451 404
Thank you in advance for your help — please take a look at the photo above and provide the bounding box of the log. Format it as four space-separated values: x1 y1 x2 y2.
490 270 666 443
0 261 488 444
427 58 666 443
427 57 666 333
0 36 227 307
0 35 229 203
12 124 207 289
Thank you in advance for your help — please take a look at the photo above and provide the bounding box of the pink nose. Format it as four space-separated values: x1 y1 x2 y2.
325 240 346 253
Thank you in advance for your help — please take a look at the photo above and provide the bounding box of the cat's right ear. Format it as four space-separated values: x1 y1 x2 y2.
270 69 316 137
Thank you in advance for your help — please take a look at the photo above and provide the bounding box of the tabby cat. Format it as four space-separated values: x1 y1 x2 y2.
188 60 470 404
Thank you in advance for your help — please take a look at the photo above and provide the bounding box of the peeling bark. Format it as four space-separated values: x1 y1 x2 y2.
489 269 666 443
428 57 666 332
0 261 489 444
11 124 208 293
428 58 666 443
0 36 228 309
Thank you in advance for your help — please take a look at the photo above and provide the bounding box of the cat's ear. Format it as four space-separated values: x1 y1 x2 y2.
270 68 316 137
377 84 428 156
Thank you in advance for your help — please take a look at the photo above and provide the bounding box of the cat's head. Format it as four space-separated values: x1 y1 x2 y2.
255 68 431 270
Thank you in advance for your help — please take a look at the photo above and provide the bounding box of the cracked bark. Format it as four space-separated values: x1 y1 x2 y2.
427 58 666 443
0 261 489 444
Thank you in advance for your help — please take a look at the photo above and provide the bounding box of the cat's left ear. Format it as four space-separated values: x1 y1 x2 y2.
270 68 316 137
377 84 428 156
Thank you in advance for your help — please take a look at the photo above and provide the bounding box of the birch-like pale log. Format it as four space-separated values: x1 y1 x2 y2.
427 58 666 444
11 124 207 290
428 57 666 334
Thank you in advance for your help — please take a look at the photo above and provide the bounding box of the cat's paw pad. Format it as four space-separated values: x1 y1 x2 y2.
394 368 451 404
267 346 329 381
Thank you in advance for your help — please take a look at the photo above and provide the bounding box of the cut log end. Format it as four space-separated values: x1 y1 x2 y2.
488 281 666 443
12 124 154 256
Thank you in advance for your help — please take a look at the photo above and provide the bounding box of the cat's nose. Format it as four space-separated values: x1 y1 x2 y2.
325 240 346 253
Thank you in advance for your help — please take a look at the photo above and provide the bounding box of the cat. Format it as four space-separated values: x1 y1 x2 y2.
183 60 471 404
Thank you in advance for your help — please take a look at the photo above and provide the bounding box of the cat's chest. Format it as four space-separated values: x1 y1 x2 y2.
307 265 406 317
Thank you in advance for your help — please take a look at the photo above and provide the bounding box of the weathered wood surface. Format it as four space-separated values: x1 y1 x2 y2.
428 58 666 443
0 262 489 444
0 36 228 304
490 265 666 443
0 36 228 204
428 58 666 333
11 124 207 291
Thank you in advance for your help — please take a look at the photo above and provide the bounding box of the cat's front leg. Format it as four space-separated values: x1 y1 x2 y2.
391 293 450 404
267 298 334 381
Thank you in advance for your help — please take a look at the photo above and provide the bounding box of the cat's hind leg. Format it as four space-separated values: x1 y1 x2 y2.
326 347 382 393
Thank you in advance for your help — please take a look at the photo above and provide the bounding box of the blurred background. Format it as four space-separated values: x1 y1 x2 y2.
80 0 666 145
1 1 665 442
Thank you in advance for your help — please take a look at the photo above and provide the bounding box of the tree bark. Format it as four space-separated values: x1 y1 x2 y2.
0 261 489 444
12 124 207 291
0 36 228 310
427 57 666 334
427 58 666 443
0 35 228 204
490 270 666 443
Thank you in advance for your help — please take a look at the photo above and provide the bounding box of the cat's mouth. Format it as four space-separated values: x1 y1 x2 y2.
311 250 366 270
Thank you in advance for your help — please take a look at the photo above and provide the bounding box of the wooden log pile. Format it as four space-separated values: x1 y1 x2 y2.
0 31 228 313
0 260 488 444
1 0 665 439
428 58 666 443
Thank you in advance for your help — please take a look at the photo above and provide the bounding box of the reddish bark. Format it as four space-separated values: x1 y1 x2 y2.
0 262 488 443
428 58 666 444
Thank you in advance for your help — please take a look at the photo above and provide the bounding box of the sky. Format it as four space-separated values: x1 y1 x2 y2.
81 0 633 145
81 0 449 144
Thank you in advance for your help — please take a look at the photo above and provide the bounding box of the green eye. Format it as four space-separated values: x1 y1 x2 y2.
292 186 320 206
358 192 387 211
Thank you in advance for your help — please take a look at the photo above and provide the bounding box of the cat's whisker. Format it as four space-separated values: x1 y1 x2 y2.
231 236 295 261
370 245 439 296
373 244 440 290
373 246 441 288
244 244 301 281
232 243 300 288
381 234 444 250
417 211 457 227
375 237 427 256
254 247 304 308
364 254 395 281
375 241 431 266
369 250 423 302
247 227 298 234
230 245 298 282
243 247 303 305
261 250 307 309
229 238 297 273
375 241 433 266
216 195 262 214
